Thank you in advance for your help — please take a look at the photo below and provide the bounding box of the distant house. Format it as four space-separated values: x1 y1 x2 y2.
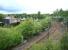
0 15 26 26
3 16 20 25
20 18 26 21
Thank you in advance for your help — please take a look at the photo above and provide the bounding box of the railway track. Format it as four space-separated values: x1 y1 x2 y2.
11 22 62 50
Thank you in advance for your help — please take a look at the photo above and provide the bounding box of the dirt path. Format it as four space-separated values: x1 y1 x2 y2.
11 22 64 50
39 22 64 43
49 22 64 41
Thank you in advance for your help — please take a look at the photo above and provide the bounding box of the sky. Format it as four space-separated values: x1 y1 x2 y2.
0 0 68 14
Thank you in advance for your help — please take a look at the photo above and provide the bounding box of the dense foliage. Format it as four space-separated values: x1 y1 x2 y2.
53 9 68 17
0 16 51 50
15 17 50 39
0 28 22 50
0 14 5 21
40 17 51 30
15 19 34 39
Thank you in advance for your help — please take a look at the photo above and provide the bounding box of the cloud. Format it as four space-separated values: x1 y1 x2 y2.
0 6 21 12
0 0 68 14
0 0 24 13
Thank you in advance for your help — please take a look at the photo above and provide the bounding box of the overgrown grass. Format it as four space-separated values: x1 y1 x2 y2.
0 28 22 50
61 32 68 50
27 39 61 50
27 32 68 50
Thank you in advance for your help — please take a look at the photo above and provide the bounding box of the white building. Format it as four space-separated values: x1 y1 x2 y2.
3 16 20 25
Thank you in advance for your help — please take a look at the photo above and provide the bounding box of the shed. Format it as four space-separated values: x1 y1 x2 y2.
3 16 20 25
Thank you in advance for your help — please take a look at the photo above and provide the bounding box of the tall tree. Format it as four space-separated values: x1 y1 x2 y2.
37 11 41 19
0 14 4 21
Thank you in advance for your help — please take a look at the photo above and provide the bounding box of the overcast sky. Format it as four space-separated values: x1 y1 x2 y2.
0 0 68 14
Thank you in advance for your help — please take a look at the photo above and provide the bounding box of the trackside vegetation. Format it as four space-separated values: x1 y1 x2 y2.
0 17 51 50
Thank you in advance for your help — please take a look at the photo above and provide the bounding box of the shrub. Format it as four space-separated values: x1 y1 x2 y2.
32 21 42 35
0 28 22 50
15 19 34 39
40 19 49 30
15 18 50 39
40 17 51 30
15 18 43 39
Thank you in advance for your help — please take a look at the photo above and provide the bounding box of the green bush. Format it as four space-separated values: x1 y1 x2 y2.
15 19 43 39
40 19 49 30
40 17 51 30
15 18 50 39
32 21 42 35
15 19 34 39
0 28 22 50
